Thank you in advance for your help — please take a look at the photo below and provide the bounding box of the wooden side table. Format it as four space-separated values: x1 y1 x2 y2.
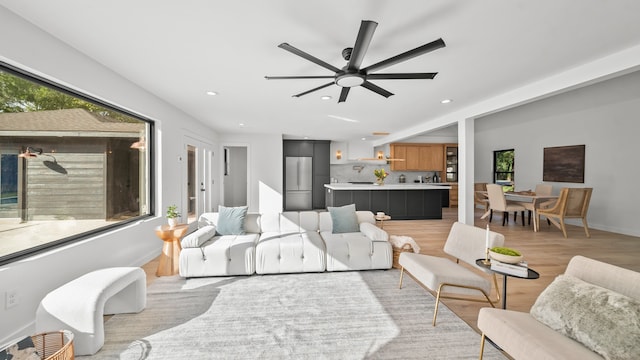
375 214 391 229
155 224 189 276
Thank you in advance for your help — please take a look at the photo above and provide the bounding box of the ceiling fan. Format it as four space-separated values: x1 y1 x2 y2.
265 20 445 103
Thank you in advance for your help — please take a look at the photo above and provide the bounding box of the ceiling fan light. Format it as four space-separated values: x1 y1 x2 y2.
335 74 364 87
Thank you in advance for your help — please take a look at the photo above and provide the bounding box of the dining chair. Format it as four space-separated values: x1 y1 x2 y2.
474 182 489 211
486 184 526 226
537 187 593 238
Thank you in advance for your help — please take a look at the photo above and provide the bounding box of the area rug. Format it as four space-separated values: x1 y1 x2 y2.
83 269 505 359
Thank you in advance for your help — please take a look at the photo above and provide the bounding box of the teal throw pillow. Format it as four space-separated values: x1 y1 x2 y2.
216 205 248 235
328 204 359 234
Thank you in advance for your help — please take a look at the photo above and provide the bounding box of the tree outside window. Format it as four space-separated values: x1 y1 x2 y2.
494 149 514 191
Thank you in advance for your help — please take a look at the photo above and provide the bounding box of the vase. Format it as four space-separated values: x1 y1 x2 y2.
168 218 178 228
376 178 384 186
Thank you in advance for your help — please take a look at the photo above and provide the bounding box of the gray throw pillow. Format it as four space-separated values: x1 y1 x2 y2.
530 274 640 360
216 205 248 235
328 204 359 234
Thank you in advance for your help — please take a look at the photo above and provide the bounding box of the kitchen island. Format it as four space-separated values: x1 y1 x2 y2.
325 183 451 220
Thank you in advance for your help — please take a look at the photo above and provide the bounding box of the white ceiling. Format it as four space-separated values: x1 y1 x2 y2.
2 0 640 143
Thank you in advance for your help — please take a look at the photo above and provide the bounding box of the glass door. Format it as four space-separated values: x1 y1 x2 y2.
445 145 458 182
184 137 214 225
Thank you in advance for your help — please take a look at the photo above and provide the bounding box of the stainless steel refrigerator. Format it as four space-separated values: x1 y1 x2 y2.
285 156 312 210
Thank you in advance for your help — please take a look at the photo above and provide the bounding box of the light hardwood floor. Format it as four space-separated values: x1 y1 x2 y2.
143 208 640 333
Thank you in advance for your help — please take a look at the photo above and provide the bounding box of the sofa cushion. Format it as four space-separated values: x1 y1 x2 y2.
530 274 640 360
179 233 258 277
260 211 320 233
181 225 216 248
327 204 359 233
216 205 248 235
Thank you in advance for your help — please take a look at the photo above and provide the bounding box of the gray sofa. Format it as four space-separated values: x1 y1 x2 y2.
179 210 392 277
478 255 640 360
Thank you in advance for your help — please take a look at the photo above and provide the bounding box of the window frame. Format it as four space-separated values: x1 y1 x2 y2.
0 61 155 266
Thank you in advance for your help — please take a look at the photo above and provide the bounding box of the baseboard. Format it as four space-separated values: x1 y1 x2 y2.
0 321 35 351
131 248 161 267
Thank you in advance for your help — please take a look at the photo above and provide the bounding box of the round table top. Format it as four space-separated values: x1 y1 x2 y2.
475 258 540 279
375 215 391 221
155 224 189 241
156 223 189 231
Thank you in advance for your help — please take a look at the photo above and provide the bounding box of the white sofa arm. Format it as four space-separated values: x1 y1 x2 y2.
360 222 389 241
181 225 216 248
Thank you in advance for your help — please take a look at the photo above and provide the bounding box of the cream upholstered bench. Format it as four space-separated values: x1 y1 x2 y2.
35 267 146 356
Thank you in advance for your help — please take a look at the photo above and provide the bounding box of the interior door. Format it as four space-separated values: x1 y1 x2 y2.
184 136 214 224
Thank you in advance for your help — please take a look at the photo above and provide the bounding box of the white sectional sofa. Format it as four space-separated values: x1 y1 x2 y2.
179 209 392 278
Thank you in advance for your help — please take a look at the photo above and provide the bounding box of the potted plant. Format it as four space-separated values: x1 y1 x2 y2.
166 205 180 228
374 168 388 185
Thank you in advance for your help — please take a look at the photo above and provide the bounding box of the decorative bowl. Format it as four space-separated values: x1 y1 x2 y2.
489 249 523 264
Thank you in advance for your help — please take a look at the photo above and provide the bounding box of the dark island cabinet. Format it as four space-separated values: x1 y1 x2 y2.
325 188 445 220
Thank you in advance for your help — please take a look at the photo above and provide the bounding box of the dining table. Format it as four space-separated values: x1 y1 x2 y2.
478 190 558 232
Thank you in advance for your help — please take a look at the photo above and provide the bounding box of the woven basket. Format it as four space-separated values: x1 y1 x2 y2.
31 330 74 360
392 243 414 269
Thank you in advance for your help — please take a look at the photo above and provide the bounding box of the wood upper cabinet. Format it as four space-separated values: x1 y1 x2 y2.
390 145 407 171
390 143 445 171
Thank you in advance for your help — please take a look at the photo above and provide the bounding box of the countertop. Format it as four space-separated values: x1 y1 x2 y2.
324 183 452 190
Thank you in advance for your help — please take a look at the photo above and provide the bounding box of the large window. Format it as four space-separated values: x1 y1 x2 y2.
493 149 514 191
0 63 153 264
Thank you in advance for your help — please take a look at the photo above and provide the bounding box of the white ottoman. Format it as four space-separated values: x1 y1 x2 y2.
36 267 146 355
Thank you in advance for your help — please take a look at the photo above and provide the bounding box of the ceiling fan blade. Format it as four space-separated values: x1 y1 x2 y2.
361 81 394 98
347 20 377 71
292 81 335 98
265 75 335 80
367 72 438 80
278 43 341 73
362 38 446 73
338 87 350 103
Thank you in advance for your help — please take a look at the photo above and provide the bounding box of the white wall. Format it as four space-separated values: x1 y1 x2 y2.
223 146 248 206
475 70 640 236
219 134 283 214
0 7 218 343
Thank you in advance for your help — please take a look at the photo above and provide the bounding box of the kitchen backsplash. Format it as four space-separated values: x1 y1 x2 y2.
330 164 441 184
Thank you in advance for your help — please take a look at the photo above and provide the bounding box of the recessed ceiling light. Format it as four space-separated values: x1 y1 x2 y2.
239 123 245 127
303 136 309 139
441 99 452 104
361 137 367 141
321 95 332 100
206 91 218 96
